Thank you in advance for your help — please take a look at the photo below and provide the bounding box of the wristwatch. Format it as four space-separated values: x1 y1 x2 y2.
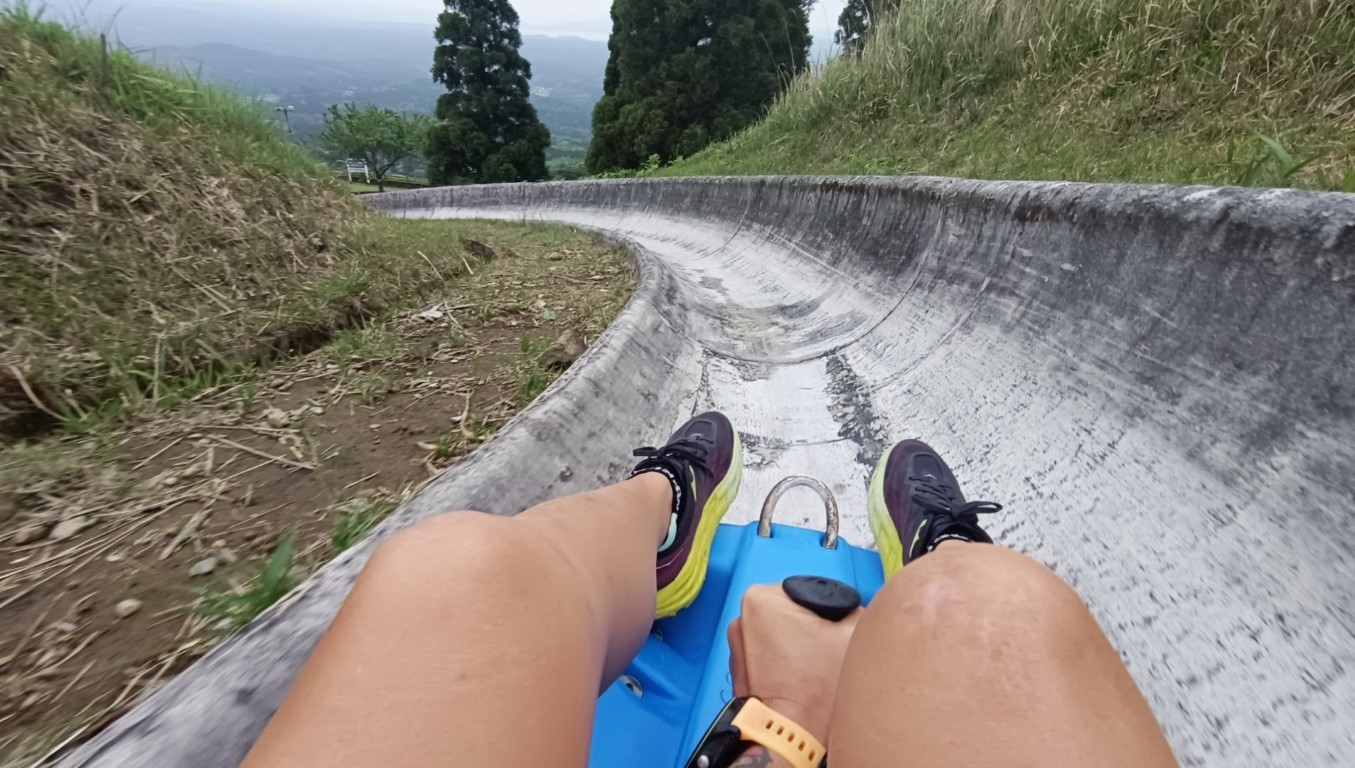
683 696 827 768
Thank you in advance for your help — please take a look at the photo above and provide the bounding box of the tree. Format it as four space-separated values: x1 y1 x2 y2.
428 0 551 185
587 0 814 174
835 0 900 55
318 104 430 192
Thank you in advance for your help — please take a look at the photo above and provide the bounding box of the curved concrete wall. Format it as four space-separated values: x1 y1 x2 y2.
64 178 1354 767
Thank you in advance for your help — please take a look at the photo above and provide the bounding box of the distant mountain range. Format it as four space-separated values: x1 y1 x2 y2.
139 36 607 157
40 1 608 162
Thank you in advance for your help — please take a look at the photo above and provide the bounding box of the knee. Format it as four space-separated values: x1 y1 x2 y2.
867 545 1092 642
363 511 556 596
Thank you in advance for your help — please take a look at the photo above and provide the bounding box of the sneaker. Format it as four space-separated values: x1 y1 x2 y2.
867 439 1002 579
632 411 744 618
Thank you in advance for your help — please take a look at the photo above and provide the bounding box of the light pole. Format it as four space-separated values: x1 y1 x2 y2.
274 105 295 136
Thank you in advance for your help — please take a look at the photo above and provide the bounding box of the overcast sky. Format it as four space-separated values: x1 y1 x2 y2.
152 0 849 43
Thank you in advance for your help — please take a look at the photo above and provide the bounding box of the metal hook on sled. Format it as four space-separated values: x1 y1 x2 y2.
757 476 840 550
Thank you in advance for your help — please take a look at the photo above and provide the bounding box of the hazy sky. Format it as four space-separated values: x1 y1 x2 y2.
153 0 850 43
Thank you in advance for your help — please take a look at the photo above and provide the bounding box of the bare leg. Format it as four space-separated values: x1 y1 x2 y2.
243 473 672 768
830 543 1178 767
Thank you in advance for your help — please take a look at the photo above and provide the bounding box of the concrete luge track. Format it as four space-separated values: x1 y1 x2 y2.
65 178 1354 767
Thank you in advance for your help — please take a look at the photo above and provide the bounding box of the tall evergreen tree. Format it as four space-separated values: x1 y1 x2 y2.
835 0 900 55
428 0 550 184
587 0 813 174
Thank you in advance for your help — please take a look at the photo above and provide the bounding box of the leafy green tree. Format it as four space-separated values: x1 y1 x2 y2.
429 0 551 185
318 104 431 192
835 0 900 55
587 0 813 174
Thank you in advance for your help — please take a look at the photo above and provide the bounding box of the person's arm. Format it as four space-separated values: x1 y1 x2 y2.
731 746 792 767
726 584 860 768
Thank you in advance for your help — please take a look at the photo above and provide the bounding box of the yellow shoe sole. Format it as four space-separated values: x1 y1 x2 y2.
654 431 744 619
867 449 906 580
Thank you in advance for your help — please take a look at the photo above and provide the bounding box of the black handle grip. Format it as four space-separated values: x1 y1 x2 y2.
782 575 861 622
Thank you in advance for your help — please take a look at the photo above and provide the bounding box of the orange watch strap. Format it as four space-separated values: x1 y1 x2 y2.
730 697 826 768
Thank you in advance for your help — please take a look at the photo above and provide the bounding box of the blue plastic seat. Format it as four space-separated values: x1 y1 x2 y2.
590 518 885 767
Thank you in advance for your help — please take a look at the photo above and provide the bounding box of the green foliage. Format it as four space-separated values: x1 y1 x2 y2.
586 0 814 173
319 104 432 192
835 0 899 55
331 499 397 554
430 435 461 461
550 161 588 181
518 369 549 404
327 326 405 371
428 0 551 184
1231 134 1320 188
198 532 296 633
667 0 1355 190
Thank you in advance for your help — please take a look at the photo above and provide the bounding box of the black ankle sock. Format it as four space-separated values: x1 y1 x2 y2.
631 464 685 551
927 531 978 552
926 523 993 553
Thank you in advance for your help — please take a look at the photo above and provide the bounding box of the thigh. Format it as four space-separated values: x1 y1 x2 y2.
243 514 600 768
829 544 1177 768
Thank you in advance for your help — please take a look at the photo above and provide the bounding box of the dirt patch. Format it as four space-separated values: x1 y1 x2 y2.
0 223 633 764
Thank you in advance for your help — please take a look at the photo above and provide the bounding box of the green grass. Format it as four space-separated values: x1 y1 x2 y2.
518 370 551 404
327 326 405 370
512 335 559 406
198 531 296 633
330 498 397 554
429 435 461 461
664 0 1355 190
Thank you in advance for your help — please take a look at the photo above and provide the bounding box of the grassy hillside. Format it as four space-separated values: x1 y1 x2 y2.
669 0 1355 190
0 7 480 438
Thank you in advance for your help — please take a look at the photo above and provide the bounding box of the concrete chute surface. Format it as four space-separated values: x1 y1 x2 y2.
63 178 1354 767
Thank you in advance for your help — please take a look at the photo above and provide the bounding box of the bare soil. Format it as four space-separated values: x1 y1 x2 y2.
0 226 633 764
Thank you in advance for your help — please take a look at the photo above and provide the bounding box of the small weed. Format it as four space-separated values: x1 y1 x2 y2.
519 369 548 403
467 416 497 441
350 371 394 405
310 268 371 307
327 326 403 370
198 531 296 633
1233 134 1318 188
469 300 494 324
236 376 260 415
519 336 538 356
447 329 473 349
430 435 461 461
59 399 126 436
330 498 397 554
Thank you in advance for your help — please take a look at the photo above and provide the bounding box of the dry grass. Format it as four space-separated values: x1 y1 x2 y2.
0 9 475 440
0 222 633 765
669 0 1355 189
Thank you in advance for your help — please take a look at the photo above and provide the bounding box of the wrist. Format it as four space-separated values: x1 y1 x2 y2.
759 697 830 747
732 745 796 768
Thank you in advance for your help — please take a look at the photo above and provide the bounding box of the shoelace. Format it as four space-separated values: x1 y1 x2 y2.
909 477 1003 521
633 436 714 477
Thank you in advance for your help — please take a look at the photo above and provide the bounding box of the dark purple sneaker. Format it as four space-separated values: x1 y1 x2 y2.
867 439 1002 578
631 412 744 618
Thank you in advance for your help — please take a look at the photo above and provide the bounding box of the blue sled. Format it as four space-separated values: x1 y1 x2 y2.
589 519 885 767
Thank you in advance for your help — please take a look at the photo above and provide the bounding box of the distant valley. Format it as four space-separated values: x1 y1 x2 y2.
41 1 608 166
